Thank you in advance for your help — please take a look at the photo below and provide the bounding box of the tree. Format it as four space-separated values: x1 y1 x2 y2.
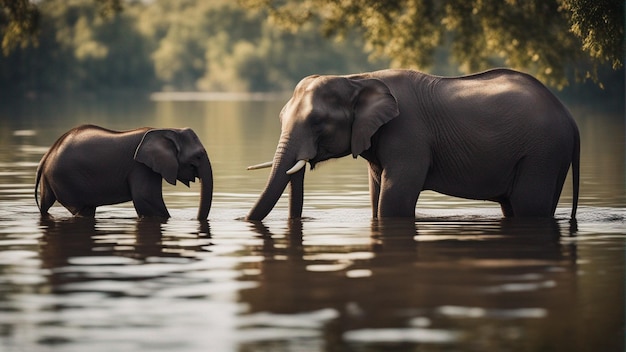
0 0 155 94
240 0 624 88
0 0 122 55
0 0 385 94
4 0 621 93
136 0 383 91
0 0 38 55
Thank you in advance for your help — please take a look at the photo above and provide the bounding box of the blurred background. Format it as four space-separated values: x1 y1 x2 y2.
0 0 623 107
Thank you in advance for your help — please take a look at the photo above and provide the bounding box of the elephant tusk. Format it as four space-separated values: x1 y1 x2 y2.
286 160 307 175
247 161 273 170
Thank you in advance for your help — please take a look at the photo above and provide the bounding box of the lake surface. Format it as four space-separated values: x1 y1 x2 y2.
0 95 624 351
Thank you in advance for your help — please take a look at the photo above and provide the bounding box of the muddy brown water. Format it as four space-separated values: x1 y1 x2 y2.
0 96 624 351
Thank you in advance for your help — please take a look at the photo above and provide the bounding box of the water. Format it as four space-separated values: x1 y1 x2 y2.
0 95 624 351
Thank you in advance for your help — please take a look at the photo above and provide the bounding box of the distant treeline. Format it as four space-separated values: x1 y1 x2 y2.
0 0 387 95
1 0 623 101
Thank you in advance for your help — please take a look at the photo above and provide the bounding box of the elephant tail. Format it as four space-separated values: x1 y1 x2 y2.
570 130 580 220
35 163 43 212
35 145 55 215
35 159 47 214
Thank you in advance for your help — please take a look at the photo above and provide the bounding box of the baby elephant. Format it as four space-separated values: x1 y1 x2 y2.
35 124 213 219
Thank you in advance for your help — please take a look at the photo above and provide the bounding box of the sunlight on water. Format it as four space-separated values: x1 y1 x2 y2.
0 97 624 351
437 306 547 319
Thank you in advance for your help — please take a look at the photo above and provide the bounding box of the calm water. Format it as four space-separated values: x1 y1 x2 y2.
0 95 624 351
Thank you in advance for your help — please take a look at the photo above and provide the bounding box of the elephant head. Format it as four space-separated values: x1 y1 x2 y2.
134 128 213 220
247 75 399 221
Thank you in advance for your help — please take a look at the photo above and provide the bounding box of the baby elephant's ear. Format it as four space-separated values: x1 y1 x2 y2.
134 129 180 185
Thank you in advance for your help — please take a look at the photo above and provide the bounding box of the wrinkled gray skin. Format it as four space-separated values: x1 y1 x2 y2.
36 124 213 220
247 69 580 221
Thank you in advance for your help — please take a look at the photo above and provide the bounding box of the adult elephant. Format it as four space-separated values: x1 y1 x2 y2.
247 69 580 221
36 124 213 220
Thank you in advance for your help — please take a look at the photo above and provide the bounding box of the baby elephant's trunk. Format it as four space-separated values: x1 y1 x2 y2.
196 156 213 220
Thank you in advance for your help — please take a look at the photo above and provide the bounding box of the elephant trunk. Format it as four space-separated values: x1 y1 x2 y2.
247 143 304 221
196 156 213 220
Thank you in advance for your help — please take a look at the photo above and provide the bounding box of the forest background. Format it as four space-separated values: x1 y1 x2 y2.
0 0 624 105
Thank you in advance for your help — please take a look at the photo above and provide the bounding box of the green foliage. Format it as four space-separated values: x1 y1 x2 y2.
136 0 385 91
0 0 39 55
1 0 155 93
559 0 624 69
1 0 622 94
0 0 385 95
242 0 624 88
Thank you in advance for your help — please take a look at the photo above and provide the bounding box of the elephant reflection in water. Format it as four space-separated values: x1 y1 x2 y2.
38 217 210 286
238 219 580 350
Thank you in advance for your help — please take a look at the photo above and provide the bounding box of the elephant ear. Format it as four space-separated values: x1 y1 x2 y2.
134 129 180 185
350 78 399 157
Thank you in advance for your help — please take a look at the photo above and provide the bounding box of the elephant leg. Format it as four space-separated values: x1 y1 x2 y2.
75 207 96 217
51 184 96 218
550 164 570 215
129 167 170 218
508 159 560 217
499 198 515 217
38 177 56 215
377 167 424 218
62 202 95 217
132 187 169 218
368 164 382 219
